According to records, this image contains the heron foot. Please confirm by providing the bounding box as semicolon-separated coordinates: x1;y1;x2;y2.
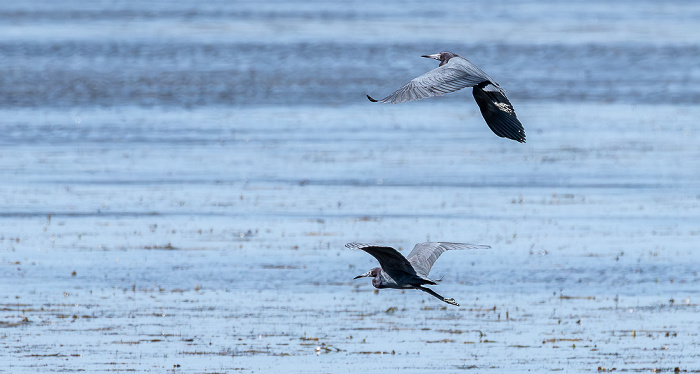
444;298;459;306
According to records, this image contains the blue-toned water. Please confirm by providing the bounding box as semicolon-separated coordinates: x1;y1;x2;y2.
1;1;699;372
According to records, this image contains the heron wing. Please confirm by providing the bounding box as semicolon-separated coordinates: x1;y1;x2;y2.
472;82;526;143
370;57;491;104
346;243;418;280
407;242;491;278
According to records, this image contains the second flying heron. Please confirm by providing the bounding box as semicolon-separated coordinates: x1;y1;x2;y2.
368;51;526;143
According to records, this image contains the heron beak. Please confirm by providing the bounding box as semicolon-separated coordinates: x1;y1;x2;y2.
354;270;373;279
421;53;441;60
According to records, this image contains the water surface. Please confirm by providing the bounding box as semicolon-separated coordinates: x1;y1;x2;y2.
1;1;699;372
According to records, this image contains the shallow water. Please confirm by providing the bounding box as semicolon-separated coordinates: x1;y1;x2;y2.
1;1;699;373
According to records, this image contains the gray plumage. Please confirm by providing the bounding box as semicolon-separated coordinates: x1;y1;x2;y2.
348;241;490;306
367;51;526;143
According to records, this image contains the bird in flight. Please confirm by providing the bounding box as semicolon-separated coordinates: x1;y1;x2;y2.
348;241;490;306
367;52;526;143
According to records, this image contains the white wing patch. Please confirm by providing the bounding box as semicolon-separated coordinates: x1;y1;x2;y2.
495;102;515;114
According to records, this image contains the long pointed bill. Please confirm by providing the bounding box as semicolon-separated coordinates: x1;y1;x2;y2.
354;270;373;279
421;53;441;60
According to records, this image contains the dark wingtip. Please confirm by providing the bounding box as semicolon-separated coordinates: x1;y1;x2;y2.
505;134;526;143
366;95;378;102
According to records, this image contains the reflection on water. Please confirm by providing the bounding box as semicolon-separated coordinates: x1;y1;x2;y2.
1;42;699;107
1;0;699;373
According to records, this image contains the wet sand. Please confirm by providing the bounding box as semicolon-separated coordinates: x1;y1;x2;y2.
2;103;699;372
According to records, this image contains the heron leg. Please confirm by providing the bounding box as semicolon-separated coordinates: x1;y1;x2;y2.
415;286;459;306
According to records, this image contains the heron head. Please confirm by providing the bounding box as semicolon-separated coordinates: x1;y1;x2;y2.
354;267;380;279
422;52;458;66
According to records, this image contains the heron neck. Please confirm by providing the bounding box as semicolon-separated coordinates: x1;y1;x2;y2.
373;270;395;289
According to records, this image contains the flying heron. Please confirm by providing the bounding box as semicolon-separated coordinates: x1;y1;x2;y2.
348;241;490;306
367;51;526;143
